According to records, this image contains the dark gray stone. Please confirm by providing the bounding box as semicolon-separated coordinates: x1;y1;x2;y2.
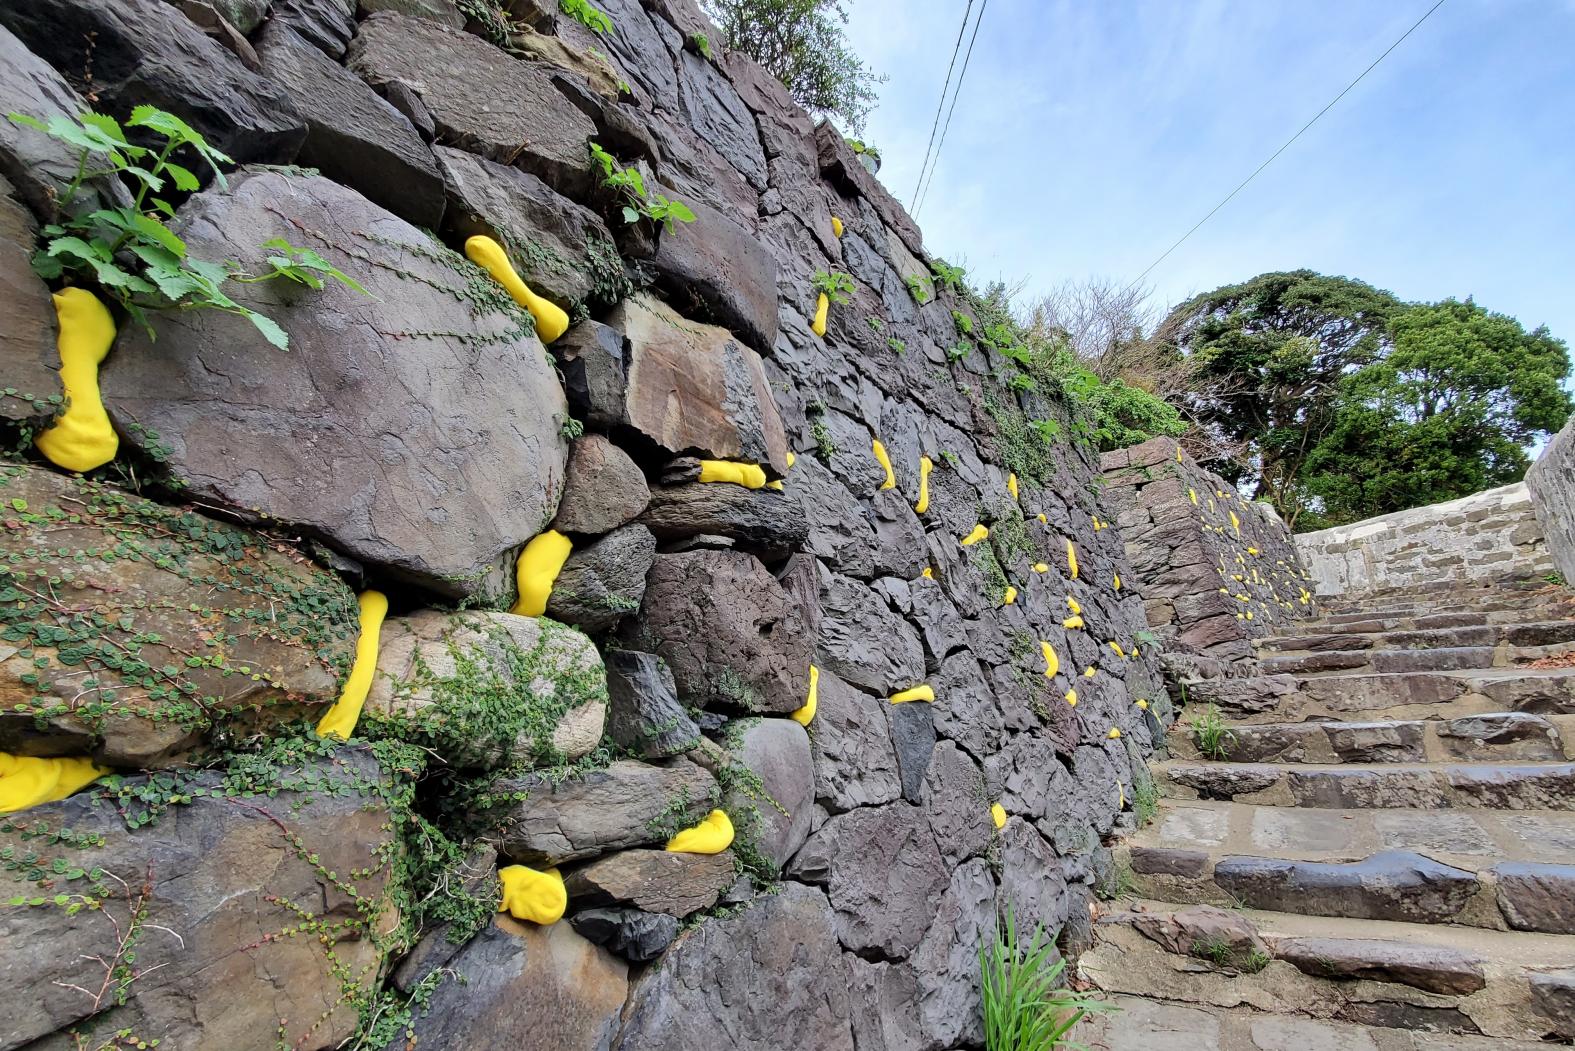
1530;970;1575;1040
1440;712;1563;760
1129;846;1209;877
0;178;59;428
997;818;1071;935
888;698;937;804
1493;862;1575;934
807;668;902;813
554;318;628;430
1129;905;1269;969
551;435;650;536
255;22;443;227
639;480;808;561
1271;936;1486;995
564;848;735;917
1448;763;1575;809
1167;763;1283;799
815;564;925;696
272;0;357;56
1324;720;1427;763
923;740;991;865
1212;851;1478;922
604;649;701;758
547;524;657;633
649;193;777;355
103;170;568;599
571;907;680;963
358;0;464;28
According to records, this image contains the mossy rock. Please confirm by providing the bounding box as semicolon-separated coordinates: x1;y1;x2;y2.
0;464;359;765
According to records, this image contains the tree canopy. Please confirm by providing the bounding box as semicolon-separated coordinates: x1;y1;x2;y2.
1157;271;1572;530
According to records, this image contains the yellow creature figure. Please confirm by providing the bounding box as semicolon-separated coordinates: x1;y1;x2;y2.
315;590;390;741
465;235;570;343
35;289;118;472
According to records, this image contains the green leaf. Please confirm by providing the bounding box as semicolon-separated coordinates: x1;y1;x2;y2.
127;212;186;258
242;310;289;350
46;236;111;264
621;206;640;225
162;162;200;192
77;111;129;145
663;200;696;224
6;112;46;133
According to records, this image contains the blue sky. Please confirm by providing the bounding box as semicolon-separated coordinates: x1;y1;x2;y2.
843;0;1575;343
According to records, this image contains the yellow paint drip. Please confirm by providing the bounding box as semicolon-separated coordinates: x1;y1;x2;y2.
464;235;569;343
915;455;933;513
35;288;117;472
1001;586;1017;606
0;753;107;814
698;459;768;489
831;216;844;238
990;803;1007;829
871;438;896;490
667;809;735;853
791;665;819;727
315;590;389;741
1040;640;1059;679
1006;472;1019;501
1066;539;1078;579
960;523;988;546
811;291;829;337
498;864;566;925
1176;444;1183;462
890;684;935;704
1065;689;1077;706
510;529;572;617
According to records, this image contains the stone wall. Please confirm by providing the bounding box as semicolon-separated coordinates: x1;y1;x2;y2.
1296;483;1552;597
1528;417;1575;586
0;2;1170;1048
1101;437;1318;663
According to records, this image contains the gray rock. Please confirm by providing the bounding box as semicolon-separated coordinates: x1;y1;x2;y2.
1129;846;1210;877
674;48;767;189
0;0;306;169
255;22;443;227
1448;763;1575;809
1213;851;1478;923
888;698;937;803
1167;763;1284;799
639;481;809;561
614;883;855;1051
1130;905;1269;969
551;435;650;535
1271;936;1486;995
1323;720;1427;763
385;917;627;1051
997;818;1071;934
649;193;778;354
546;523;658;633
1531;970;1575;1040
169;0;264;69
869;489;928;579
554;319;628;430
1440;712;1563;760
931;651;1006;758
434;145;625;311
634;550;816;715
361;610;607;768
571;907;681;963
348;12;598;197
604;649;701;758
909;858;996;1048
789;802;948;959
1493;862;1575;934
816;564;926;696
492;758;717;866
726;717;813;869
0;178;59;429
809;668;902;813
790;453;880;577
564;848;735;917
103;170;568;599
198;0;270;33
0;747;397;1051
273;0;357;56
358;0;464;28
924;740;992;865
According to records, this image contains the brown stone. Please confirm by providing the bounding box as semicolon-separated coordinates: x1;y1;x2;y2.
564;848;735;917
551;434;650;535
1270;936;1486;995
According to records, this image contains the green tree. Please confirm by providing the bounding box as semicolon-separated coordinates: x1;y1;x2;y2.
702;0;883;131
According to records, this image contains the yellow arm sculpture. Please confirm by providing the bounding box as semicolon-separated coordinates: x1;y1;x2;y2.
1001;586;1017;606
915;455;933;513
464;235;570;344
871;439;896;490
667;809;734;853
890;684;934;704
811;292;829;337
315;590;390;741
1066;539;1079;579
35;288;118;473
960;524;988;546
511;530;573;617
499;864;567;925
790;665;819;727
1040;640;1058;678
1006;473;1019;501
990;803;1007;829
831;216;844;238
698;460;768;489
0;753;107;814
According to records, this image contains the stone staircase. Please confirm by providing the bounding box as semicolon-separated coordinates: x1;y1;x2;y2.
1077;580;1575;1048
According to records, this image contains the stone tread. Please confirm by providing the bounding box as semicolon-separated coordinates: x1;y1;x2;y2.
1167;713;1574;765
1159;758;1575;810
1257;620;1575;656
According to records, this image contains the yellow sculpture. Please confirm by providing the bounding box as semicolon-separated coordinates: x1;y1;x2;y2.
510;530;572;617
1006;473;1019;501
890;684;934;704
915;455;933;513
1040;640;1058;678
1188;488;1198;506
990;803;1007;829
1229;510;1241;534
0;753;107;814
1033;562;1049;573
1107;728;1122;739
1065;688;1078;706
871;439;896;490
1036;513;1048;525
831;216;844;238
499;864;567;925
35;289;118;472
1066;539;1079;579
1002;586;1017;606
960;524;988;546
1136;698;1150;710
465;235;569;343
767;450;796;491
315;590;390;741
1083;666;1096;678
791;665;819;727
667;809;735;853
811;292;829;337
1113;574;1122;591
698;460;768;489
921;567;934;579
1063;596;1084;630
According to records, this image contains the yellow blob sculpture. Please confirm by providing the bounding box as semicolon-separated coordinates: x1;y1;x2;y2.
315;590;390;741
499;864;567;925
1083;666;1096;678
811;292;829;337
511;530;573;617
1136;698;1150;710
35;288;117;472
1033;562;1049;573
890;684;935;704
831;216;844;238
990;803;1007;829
1001;586;1017;606
915;455;933;513
698;460;768;489
1036;513;1048;525
872;439;896;490
1113;574;1122;591
960;524;988;546
0;753;107;814
465;235;569;343
791;665;819;727
1006;472;1019;501
667;809;735;853
1066;539;1079;579
1065;689;1077;706
1040;640;1059;679
1188;488;1198;506
1108;727;1122;739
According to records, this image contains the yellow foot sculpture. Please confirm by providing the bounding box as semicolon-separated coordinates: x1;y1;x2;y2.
464;235;570;343
35;288;117;472
511;529;572;617
0;753;107;814
667;809;734;854
315;590;389;741
499;864;567;925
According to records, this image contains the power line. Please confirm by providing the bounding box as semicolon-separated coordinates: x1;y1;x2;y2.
911;0;975;208
1123;0;1448;292
915;0;990;218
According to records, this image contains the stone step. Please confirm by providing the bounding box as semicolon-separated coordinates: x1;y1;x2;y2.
1167;712;1573;765
1078;906;1575;1044
1258;620;1575;657
1160;759;1575;810
1257;642;1575;678
1121;800;1575;934
1305;604;1573;634
1184;667;1575;725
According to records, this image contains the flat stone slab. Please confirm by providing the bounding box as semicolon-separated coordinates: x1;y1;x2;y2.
1493;862;1575;934
1212;851;1479;923
1269;936;1486;995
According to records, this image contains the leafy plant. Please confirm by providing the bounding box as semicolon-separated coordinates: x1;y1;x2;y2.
981;908;1113;1049
888;337;906;355
865;315;884;332
8;105;366;349
558;416;585;440
953;309;975;336
588;141;697;233
843;137;883;164
1131;777;1159;827
931;258;966;293
689;31;714;58
560;0;613;33
812;269;855;306
946;343;971;363
905;273;933;304
1189;703;1236;760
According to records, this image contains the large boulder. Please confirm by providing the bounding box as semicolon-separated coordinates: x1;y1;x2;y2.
0;746;399;1051
607;294;790;474
347;12;598;198
564;848;735;917
815;565;926;695
649;195;778;355
0;177;60;430
545;524;658;633
0;0;306;170
725;717;814;870
603;649;702;758
103;170;569;599
0;466;358;766
633;550;816;715
614;883;856;1051
809;667;903;813
255;22;443;227
361;610;606;768
272;0;358;56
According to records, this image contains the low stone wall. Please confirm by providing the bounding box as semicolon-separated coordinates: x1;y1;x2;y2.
1528;417;1575;585
1101;438;1318;662
1296;483;1552;597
